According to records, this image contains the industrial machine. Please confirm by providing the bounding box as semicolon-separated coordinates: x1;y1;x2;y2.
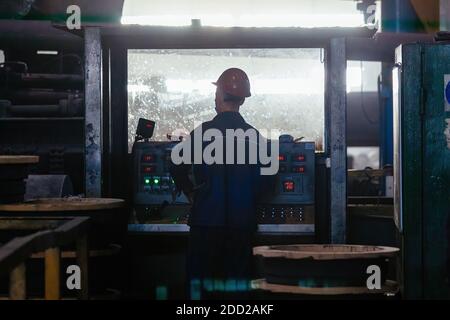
129;133;315;234
393;42;450;299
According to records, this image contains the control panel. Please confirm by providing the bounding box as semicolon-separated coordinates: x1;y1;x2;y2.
130;136;315;233
256;136;315;226
132;141;190;223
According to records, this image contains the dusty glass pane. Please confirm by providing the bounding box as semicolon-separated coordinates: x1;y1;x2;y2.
128;49;325;152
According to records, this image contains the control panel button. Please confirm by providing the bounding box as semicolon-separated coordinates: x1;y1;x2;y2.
142;166;156;173
283;180;295;192
293;154;305;162
143;177;152;189
292;166;305;173
279;165;287;173
142;154;155;162
278;154;287;162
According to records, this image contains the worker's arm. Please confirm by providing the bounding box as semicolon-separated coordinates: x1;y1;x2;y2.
169;131;196;202
169;162;194;200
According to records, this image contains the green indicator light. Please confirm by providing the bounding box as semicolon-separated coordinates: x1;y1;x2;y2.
153;178;160;184
144;178;150;184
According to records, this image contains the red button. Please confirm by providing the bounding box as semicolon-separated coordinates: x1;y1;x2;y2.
143;166;155;173
142;154;155;162
292;166;305;173
278;155;286;162
283;181;295;192
294;154;305;162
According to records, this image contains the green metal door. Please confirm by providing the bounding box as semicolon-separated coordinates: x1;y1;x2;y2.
395;43;450;299
422;44;450;299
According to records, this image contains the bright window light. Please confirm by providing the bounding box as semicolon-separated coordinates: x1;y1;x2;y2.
347;61;382;93
129;75;324;96
347;67;363;92
122;0;366;28
122;14;364;28
36;50;59;55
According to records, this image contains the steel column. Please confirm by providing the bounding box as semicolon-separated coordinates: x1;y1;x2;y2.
328;38;347;244
84;27;102;197
108;47;128;200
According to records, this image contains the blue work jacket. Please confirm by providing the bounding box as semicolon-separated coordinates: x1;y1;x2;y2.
170;112;273;230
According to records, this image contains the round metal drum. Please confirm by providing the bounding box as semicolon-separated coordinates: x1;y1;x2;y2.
253;244;400;297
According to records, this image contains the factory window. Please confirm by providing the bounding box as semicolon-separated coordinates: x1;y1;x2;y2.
347;61;382;93
122;0;371;28
346;60;382;168
347;147;380;170
128;48;325;152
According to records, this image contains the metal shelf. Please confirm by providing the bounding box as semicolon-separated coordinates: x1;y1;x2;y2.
0;117;84;122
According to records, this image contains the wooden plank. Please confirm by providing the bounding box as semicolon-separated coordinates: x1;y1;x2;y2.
31;244;121;259
0;198;124;212
348;168;393;178
45;247;60;300
0;156;39;164
9;263;26;300
0;219;61;231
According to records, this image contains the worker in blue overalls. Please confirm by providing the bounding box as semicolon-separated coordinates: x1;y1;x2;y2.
170;68;272;299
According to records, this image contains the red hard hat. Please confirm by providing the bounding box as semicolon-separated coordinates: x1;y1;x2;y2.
212;68;251;98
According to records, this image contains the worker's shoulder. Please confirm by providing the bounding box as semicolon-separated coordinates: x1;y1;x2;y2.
189;120;214;136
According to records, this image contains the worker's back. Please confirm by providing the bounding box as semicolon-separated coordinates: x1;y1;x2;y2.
170;111;272;230
189;111;269;230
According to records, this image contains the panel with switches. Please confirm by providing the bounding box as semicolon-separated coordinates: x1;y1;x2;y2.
132;141;190;223
256;136;315;228
131;136;315;234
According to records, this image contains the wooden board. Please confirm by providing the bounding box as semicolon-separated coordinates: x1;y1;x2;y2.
348;168;393;178
0;156;39;165
0;198;125;212
253;244;399;260
252;279;399;296
31;244;121;259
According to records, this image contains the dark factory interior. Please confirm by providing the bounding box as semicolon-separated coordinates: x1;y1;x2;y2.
0;0;449;304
